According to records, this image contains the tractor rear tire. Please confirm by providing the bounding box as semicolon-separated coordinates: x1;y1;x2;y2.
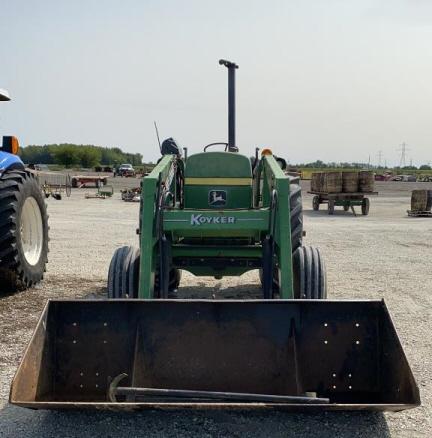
259;177;303;296
0;170;49;293
288;176;303;251
107;246;140;298
154;267;182;298
293;245;326;299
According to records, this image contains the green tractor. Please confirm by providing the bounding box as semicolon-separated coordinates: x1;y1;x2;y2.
108;60;325;300
10;61;419;411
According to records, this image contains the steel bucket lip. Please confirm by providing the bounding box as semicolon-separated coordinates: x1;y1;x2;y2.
33;298;387;303
9;298;421;411
10;401;420;412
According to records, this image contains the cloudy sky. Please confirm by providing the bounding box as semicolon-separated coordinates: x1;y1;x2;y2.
1;0;431;165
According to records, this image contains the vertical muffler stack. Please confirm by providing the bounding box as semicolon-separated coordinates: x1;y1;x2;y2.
10;300;419;410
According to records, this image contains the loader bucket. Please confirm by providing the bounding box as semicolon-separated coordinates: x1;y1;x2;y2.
10;299;419;411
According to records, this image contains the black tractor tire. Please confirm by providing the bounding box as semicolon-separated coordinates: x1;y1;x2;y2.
0;170;49;292
293;245;327;299
71;177;78;188
328;199;335;215
361;198;370;215
107;246;140;298
288;176;303;251
154;267;182;298
312;195;320;211
343;204;350;212
108;246;181;299
259;176;304;296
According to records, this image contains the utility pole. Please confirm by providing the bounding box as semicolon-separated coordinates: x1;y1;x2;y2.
397;142;410;168
377;150;383;168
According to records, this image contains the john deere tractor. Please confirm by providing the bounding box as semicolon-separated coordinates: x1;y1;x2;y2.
0;89;48;292
10;62;419;411
107;60;325;300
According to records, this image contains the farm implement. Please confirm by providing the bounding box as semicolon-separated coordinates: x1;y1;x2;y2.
10;61;419;411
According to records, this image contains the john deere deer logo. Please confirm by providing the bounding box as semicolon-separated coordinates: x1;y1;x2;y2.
208;190;227;207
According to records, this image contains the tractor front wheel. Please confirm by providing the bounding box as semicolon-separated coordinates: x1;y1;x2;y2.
293;245;326;299
107;246;140;298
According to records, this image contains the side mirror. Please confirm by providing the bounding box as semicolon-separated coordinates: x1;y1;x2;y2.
275;156;287;171
2;136;20;155
0;89;11;101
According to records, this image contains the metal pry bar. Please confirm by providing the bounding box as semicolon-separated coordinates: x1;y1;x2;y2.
110;385;329;404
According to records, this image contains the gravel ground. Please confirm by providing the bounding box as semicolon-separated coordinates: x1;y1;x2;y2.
0;180;431;437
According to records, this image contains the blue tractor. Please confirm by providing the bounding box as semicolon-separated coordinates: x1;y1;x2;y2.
0;89;48;292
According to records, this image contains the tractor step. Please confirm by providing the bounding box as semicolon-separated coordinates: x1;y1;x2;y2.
10;299;419;411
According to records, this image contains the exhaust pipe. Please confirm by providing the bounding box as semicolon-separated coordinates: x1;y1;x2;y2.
219;59;239;152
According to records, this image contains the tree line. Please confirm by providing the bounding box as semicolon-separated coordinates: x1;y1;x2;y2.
19;144;143;168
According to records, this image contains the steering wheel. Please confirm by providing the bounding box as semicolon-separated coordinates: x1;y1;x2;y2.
204;142;229;152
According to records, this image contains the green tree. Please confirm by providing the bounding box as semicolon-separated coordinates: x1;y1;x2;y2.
78;146;102;168
52;145;80;168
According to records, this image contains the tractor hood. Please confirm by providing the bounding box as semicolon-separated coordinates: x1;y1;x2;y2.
0;151;25;176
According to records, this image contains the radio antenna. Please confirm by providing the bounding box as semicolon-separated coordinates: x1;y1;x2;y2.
154;121;162;152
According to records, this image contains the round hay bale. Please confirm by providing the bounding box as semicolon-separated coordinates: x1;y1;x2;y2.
411;190;429;211
311;173;320;192
318;172;325;192
342;172;359;193
428;190;432;211
324;172;342;193
359;171;374;192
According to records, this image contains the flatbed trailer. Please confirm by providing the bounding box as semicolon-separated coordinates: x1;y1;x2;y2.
308;191;378;216
71;175;108;188
407;210;432;217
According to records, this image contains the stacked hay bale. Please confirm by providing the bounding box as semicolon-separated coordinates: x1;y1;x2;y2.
411;190;432;212
359;171;374;192
310;173;320;192
342;172;359;193
324;172;342;193
311;170;374;193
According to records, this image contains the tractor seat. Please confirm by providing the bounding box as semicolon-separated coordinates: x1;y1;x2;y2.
184;151;252;209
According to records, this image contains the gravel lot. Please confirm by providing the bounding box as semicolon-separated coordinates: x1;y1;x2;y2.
0;179;431;437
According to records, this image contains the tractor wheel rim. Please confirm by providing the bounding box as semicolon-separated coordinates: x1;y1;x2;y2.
20;196;44;266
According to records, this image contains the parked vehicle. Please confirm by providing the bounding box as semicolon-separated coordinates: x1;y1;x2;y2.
390;174;417;182
116;163;135;177
0;89;49;292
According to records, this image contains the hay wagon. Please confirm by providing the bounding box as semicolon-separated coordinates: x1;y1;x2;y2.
308;191;378;215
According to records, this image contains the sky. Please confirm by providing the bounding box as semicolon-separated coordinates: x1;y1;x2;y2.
1;0;432;166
